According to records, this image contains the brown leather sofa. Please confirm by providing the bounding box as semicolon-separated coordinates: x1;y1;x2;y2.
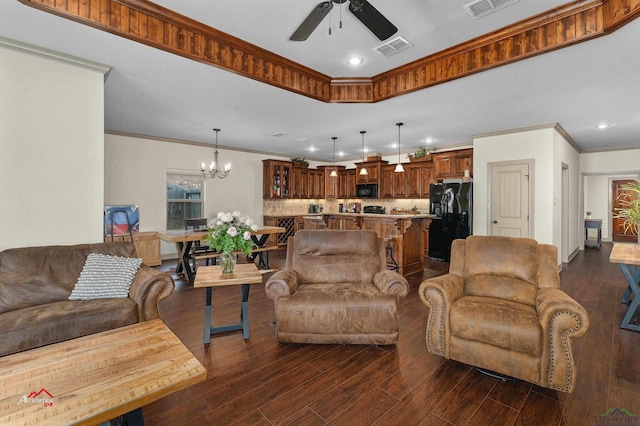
265;230;409;345
0;242;174;356
418;235;590;393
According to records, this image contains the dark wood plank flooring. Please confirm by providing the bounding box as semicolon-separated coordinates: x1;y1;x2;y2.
143;243;640;425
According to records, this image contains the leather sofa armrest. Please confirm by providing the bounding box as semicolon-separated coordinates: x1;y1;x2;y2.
128;266;175;322
265;269;300;301
536;287;590;393
418;274;464;358
373;270;409;301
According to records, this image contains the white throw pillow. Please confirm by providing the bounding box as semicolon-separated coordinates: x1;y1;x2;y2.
69;253;142;300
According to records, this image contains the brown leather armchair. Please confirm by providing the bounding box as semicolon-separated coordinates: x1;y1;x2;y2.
265;230;409;345
418;235;590;393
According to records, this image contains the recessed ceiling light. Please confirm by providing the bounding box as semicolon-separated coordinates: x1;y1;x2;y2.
595;123;611;129
347;56;364;66
308;146;317;152
338;151;345;157
424;138;435;143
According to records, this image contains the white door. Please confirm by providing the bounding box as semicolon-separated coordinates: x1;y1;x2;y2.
489;162;531;237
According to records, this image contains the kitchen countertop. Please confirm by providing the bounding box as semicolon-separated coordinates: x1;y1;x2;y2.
322;212;437;219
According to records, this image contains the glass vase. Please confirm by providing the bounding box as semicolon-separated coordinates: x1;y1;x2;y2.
220;250;236;274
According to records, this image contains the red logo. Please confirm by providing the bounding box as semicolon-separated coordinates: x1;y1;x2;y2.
17;388;54;407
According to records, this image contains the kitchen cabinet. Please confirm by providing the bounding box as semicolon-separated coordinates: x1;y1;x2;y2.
380;165;407;198
325;214;361;230
290;167;305;198
263;216;295;246
263;160;291;199
319;165;345;199
338;169;357;198
355;160;387;184
406;164;434;198
432;149;473;180
308;169;325;199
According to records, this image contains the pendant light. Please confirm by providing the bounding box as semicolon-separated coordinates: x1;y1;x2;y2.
394;123;405;173
359;131;368;176
201;128;231;179
330;137;338;177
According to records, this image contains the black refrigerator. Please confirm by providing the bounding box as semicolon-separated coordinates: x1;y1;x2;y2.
429;182;472;261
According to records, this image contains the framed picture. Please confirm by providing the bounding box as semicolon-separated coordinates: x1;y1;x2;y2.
104;205;140;238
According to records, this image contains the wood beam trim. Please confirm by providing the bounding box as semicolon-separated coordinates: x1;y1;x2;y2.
19;0;332;102
18;0;640;104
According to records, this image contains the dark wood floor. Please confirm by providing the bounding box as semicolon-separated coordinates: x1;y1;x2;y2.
143;243;639;426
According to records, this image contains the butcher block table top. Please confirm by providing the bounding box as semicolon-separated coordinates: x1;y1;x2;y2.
0;319;206;426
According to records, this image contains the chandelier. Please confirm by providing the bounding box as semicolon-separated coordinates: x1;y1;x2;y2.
394;123;405;173
201;128;230;179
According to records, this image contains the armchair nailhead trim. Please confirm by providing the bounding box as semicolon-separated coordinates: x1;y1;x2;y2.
547;310;582;392
423;287;445;356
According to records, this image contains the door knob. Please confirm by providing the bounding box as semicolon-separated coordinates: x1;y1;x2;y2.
493;220;498;224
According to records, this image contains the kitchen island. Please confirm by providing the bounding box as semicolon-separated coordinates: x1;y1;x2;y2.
322;212;435;276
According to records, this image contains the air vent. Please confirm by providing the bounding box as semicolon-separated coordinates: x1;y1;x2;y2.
373;36;413;57
464;0;519;18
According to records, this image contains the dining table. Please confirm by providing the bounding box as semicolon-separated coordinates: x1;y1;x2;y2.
157;226;285;280
609;242;640;332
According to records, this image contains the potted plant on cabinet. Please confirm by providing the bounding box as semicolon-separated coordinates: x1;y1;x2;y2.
290;157;309;168
407;147;435;162
613;179;640;244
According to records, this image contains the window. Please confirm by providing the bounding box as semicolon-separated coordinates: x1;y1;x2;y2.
167;173;204;230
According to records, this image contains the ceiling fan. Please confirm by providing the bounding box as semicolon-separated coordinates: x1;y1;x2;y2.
290;0;397;41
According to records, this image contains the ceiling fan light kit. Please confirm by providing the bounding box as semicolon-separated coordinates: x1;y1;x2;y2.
290;0;397;41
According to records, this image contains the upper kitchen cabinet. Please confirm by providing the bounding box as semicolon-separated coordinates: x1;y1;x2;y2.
432;149;473;180
405;164;434;198
380;164;408;198
263;160;291;199
339;169;357;199
356;159;388;184
319;165;346;199
307;169;325;199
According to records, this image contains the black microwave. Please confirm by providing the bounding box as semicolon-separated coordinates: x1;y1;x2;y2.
356;184;378;198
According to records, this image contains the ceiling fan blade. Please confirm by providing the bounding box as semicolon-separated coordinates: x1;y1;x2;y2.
348;0;397;41
290;2;334;41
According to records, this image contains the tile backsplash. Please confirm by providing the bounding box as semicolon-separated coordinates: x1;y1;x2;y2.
263;199;430;216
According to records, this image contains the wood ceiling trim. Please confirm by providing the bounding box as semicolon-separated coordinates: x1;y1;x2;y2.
19;0;640;104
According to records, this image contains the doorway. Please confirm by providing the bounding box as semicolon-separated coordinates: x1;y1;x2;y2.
489;160;533;238
612;179;638;242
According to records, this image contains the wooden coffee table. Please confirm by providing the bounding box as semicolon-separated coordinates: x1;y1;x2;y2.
194;263;263;344
0;319;206;425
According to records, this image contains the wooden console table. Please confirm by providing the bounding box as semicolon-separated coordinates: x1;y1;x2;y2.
609;243;640;332
0;320;206;425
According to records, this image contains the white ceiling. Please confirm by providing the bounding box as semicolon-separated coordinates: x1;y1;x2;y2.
2;0;639;162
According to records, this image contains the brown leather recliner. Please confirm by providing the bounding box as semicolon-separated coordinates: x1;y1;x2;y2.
418;235;590;393
265;230;409;345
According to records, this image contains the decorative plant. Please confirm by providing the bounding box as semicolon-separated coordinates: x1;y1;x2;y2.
613;179;640;237
205;211;258;256
407;147;436;159
290;157;309;167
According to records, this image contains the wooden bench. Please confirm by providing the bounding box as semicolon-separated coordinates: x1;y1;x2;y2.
194;245;279;269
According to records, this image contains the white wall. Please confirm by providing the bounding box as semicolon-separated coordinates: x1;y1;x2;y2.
473;127;555;243
0;42;108;250
472;126;581;264
553;130;581;259
104;133;290;257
